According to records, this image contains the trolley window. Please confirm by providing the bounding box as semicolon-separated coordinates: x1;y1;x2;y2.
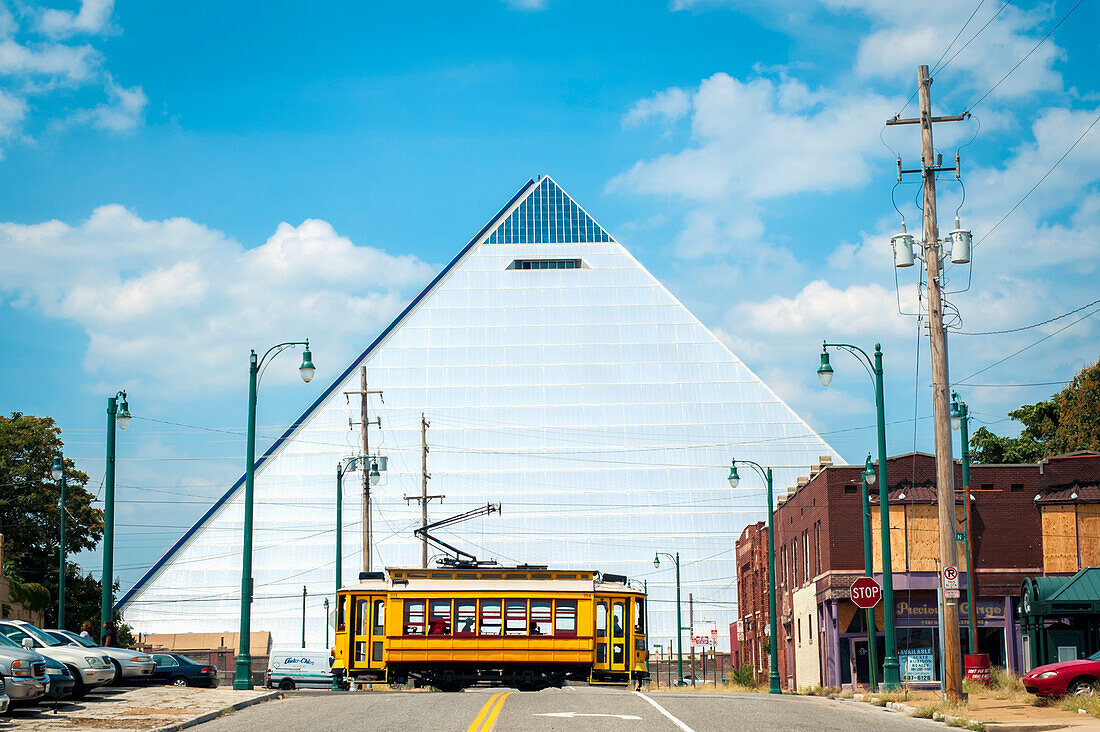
356;598;369;635
596;601;608;638
554;600;577;637
337;596;346;632
505;600;527;636
455;600;477;636
403;600;425;635
613;601;625;638
634;598;645;633
479;600;502;636
530;600;552;635
428;600;451;635
373;599;385;635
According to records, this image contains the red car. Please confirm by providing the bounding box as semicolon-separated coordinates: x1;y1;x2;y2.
1022;650;1100;697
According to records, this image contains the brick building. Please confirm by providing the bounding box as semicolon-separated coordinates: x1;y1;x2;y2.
734;451;1100;691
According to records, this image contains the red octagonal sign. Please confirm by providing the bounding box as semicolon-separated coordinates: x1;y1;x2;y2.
850;577;882;609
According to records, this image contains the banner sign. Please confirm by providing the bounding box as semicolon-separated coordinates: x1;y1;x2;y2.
900;648;935;682
895;599;1005;627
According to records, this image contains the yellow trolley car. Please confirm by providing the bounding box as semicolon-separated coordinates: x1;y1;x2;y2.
332;565;648;691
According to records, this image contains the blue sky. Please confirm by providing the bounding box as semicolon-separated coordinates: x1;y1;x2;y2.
2;0;1098;591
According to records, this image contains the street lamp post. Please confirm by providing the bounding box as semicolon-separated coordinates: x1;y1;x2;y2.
728;460;781;694
234;340;315;691
653;552;684;685
51;452;67;627
818;341;900;688
335;456;380;596
324;597;330;649
951;392;977;655
101;391;131;641
861;455;879;692
302;586;307;649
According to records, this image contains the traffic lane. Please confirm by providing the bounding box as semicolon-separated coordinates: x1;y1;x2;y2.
493;685;683;731
649;691;940;731
196;689;493;732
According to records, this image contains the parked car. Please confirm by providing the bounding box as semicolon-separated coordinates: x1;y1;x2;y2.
0;620;114;698
1022;650;1100;697
0;677;10;714
0;634;48;705
266;647;334;690
42;656;76;700
150;653;219;688
44;629;156;685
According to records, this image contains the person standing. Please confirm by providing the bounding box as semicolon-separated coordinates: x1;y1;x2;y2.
80;621;95;641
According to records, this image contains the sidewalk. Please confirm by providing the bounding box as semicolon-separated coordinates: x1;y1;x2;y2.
5;685;281;732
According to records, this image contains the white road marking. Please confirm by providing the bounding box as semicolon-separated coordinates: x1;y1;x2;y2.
634;692;695;732
535;712;643;720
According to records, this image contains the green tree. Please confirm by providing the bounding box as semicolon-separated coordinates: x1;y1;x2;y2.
969;357;1100;463
0;413;104;630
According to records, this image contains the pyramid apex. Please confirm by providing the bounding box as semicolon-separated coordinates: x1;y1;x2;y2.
487;175;613;245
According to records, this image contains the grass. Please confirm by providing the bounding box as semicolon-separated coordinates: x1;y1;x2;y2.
799;685;840;697
1057;693;1100;716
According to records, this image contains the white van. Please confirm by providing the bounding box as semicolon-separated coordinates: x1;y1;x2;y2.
266;647;333;690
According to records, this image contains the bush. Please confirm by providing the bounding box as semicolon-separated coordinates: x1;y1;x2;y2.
727;662;760;688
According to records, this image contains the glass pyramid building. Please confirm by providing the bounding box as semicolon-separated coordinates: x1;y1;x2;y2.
119;176;838;651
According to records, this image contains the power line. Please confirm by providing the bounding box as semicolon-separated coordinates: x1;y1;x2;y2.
955;296;1100;335
966;0;1086;113
931;1;988;76
936;0;1013;76
973;110;1100;249
955;304;1100;384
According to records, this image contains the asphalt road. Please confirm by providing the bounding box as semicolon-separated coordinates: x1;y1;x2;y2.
198;685;941;732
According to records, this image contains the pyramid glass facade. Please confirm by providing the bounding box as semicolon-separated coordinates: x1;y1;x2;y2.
120;177;837;652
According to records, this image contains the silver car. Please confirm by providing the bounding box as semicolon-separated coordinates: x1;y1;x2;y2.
0;638;48;705
0;676;10;714
45;629;156;684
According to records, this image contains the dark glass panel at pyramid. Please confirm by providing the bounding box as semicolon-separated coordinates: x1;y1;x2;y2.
488;178;612;244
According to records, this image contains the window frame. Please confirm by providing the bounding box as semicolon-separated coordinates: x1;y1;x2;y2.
504;599;528;637
478;598;503;637
427;599;452;636
402;599;426;637
454;599;478;637
554;600;578;638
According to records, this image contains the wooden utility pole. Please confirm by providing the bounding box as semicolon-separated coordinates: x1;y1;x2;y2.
347;367;382;574
917;64;963;701
886;64;968;702
360;367;371;574
403;413;443;568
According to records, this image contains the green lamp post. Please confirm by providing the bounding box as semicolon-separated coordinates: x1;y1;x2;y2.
728;459;781;694
51;452;67;627
818;341;900;688
861;454;879;692
234;340;315;691
653;552;684;685
332;454;376;691
951;392;977;655
101;390;131;641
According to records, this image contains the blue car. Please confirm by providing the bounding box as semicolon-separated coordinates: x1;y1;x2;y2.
150;653;219;688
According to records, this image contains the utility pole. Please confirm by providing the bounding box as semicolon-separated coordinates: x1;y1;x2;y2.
888;64;968;702
347;367;383;574
689;593;695;686
404;413;444;568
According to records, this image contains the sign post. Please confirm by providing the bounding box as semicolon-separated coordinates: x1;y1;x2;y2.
943;566;960;600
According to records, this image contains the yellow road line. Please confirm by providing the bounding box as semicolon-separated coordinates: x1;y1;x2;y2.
480;691;514;732
467;691;505;732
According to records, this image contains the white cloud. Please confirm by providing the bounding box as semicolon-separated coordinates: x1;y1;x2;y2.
732;279;911;338
0;88;27;151
610;73;896;201
623;87;691;128
68;76;146;131
0;207;436;391
0;1;138;156
38;0;115;38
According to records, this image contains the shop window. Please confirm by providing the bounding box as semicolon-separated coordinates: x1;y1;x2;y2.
530;601;553;635
505;600;527;636
479;600;502;636
455;600;476;635
555;601;577;636
403;600;425;635
428;600;451;635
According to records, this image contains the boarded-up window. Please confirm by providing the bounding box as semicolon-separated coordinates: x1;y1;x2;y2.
1042;505;1079;573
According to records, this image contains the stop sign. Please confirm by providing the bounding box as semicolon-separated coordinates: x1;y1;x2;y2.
850;577;882;609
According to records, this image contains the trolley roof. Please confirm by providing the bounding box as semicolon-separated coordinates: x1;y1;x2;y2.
339;566;643;594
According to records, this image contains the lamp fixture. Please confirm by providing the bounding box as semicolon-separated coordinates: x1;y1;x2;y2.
299;345;316;383
728;462;740;489
817;349;834;387
51;454;64;480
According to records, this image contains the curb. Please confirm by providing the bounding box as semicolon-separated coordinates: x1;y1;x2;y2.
149;691;284;732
